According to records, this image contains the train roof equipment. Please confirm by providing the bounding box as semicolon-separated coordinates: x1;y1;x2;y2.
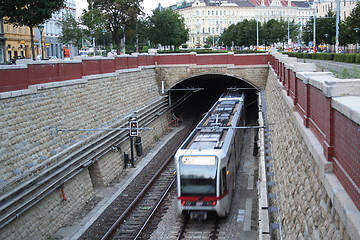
178;91;244;155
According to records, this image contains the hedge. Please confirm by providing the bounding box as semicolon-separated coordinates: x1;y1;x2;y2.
283;52;360;64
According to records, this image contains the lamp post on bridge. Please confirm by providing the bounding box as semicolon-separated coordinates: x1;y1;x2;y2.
324;33;329;52
354;28;360;53
37;24;44;60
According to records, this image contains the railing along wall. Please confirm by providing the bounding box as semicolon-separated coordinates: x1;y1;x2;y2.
0;53;270;93
269;52;360;212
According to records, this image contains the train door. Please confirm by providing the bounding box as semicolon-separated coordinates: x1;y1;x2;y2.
220;167;230;214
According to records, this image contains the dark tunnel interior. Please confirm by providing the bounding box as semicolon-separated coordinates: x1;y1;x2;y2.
169;74;259;125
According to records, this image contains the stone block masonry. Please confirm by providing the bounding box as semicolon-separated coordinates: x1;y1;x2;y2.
265;71;350;239
0;170;94;240
266;51;359;239
0;67;171;239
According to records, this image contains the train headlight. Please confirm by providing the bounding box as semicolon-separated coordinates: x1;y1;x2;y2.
212;201;217;206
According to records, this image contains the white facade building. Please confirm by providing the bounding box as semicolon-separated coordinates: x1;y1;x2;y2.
43;0;77;58
173;0;314;47
315;0;359;20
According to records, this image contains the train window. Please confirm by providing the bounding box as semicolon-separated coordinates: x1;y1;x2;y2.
220;168;227;195
180;163;217;196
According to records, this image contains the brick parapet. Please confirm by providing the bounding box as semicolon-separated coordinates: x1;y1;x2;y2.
0;53;270;94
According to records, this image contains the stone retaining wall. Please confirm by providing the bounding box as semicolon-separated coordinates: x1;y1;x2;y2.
0;67;171;239
1;170;94;240
265;69;352;239
156;65;269;90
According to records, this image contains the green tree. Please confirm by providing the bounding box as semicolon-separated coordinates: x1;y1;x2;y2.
220;24;238;47
302;11;336;48
94;0;143;54
317;11;336;45
135;18;151;51
343;2;360;46
58;14;83;48
147;8;189;51
81;1;110;52
0;0;65;60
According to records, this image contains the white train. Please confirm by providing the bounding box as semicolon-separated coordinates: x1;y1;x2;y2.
175;90;246;220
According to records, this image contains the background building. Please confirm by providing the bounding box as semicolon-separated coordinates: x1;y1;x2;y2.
1;21;37;62
174;0;313;47
0;19;4;63
315;0;359;20
44;0;77;59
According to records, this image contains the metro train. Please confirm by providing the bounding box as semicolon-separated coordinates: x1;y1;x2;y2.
175;90;246;220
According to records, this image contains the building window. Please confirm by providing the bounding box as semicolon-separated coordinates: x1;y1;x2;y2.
0;48;4;63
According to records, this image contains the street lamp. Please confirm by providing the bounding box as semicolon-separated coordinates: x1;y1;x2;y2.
324;33;329;52
37;24;44;60
354;28;360;53
102;30;107;56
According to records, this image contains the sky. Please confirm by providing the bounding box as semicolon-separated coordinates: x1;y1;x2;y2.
76;0;180;17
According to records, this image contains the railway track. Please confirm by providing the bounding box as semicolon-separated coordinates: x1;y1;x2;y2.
176;215;220;240
101;158;175;240
79;116;199;240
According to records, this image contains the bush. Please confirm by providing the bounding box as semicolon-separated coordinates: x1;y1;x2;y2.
356;54;360;64
285;51;359;64
334;54;347;62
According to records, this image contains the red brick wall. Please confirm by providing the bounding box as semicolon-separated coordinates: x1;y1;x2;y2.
0;53;270;93
333;109;360;208
0;68;29;92
296;78;309;127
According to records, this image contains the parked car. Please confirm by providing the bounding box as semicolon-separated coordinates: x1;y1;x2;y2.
10;56;25;64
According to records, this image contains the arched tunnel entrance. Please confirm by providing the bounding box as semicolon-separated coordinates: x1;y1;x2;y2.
169;74;259;125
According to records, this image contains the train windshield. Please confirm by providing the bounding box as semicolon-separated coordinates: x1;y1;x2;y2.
179;156;217;196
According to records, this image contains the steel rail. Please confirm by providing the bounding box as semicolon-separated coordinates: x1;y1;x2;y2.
100;150;174;240
133;176;176;240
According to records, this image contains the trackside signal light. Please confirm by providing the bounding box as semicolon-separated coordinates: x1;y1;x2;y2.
129;120;138;136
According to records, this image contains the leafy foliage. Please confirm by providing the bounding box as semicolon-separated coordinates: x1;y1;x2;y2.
0;0;65;60
58;14;83;47
220;19;298;48
94;0;143;54
147;8;189;51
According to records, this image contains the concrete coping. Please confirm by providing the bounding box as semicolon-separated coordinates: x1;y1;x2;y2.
273;53;290;60
332;96;360;125
197;52;234;56
287;62;317;72
81;56;116;60
0;64;28;69
296;72;360;97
